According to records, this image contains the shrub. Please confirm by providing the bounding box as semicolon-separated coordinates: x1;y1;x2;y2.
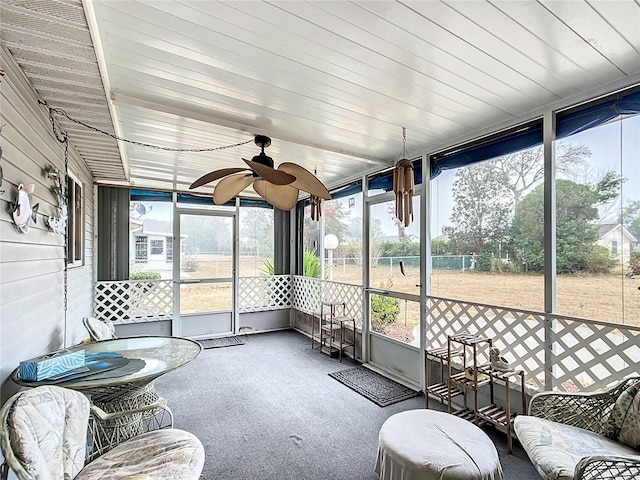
303;249;323;278
584;245;616;274
129;271;161;280
181;255;198;272
476;251;494;272
262;257;275;276
261;249;324;278
371;280;399;329
629;251;640;277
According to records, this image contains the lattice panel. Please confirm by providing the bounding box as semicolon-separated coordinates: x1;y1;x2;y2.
292;276;323;313
94;280;173;324
292;276;363;327
551;319;640;392
426;295;640;393
238;276;292;313
426;296;547;392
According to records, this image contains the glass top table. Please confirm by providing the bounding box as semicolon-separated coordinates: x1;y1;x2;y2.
12;336;203;403
12;336;203;456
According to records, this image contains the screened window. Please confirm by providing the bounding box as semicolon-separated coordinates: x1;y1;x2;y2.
554;113;640;324
166;236;173;263
135;237;148;263
239;206;274;277
150;239;164;255
67;173;84;266
431;144;545;311
324;194;362;285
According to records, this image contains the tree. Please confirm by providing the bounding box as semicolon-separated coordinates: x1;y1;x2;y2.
513;176;620;274
443;161;512;255
387;202;407;239
240;208;274;256
303;199;351;248
431;239;452;255
181;215;232;254
441;143;593;262
622;200;640;241
494;143;591;205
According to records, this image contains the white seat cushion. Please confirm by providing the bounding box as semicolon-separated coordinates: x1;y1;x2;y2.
9;386;89;480
514;415;638;480
76;429;205;480
375;409;502;480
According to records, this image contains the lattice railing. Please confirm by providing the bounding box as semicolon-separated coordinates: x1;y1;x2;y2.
94;278;638;394
292;276;363;328
94;280;173;324
426;295;640;393
238;275;291;313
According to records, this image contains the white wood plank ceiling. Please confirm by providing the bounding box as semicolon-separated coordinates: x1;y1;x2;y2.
2;0;639;197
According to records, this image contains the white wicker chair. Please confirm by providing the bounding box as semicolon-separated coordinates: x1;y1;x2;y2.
82;316;117;342
0;386;204;480
514;377;640;480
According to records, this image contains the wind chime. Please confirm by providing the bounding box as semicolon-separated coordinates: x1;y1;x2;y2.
393;127;415;227
309;168;322;221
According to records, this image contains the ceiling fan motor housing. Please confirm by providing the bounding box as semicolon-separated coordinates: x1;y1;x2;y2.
252;135;274;170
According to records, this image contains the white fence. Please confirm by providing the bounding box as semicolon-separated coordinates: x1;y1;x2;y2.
332;255;477;273
94;277;640;393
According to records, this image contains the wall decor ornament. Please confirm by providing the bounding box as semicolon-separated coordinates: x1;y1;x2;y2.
45;165;67;235
12;183;39;234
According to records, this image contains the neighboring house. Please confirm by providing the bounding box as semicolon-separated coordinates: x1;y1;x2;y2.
130;216;186;275
597;223;638;265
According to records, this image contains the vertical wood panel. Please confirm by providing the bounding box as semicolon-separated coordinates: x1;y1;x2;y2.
0;47;95;403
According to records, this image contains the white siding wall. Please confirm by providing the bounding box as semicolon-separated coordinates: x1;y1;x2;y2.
0;47;95;403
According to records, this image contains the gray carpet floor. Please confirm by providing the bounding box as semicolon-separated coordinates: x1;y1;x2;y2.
154;329;539;480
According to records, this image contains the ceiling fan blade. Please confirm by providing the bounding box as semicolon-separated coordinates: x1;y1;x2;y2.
189;167;249;189
277;163;331;200
253;180;299;211
243;159;295;185
212;174;254;204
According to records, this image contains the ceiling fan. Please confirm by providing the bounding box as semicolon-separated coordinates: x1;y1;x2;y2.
189;135;331;211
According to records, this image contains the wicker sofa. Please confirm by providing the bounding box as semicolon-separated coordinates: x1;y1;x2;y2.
514;376;640;480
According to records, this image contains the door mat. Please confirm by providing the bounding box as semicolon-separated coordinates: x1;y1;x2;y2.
200;336;245;349
328;365;420;407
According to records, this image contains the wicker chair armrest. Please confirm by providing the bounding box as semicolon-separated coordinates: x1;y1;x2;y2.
575;454;640;480
529;377;639;433
1;399;34;480
90;402;172;425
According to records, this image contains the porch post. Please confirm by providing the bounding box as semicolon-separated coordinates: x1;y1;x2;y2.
543;110;557;390
420;152;430;394
361;174;370;364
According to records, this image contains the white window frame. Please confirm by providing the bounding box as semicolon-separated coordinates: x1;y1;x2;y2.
67;171;84;268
